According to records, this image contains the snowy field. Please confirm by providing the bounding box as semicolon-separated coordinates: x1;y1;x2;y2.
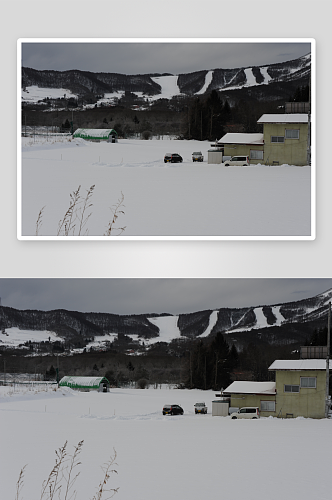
1;385;331;500
20;137;312;238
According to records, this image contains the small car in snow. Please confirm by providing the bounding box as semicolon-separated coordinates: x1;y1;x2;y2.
194;402;207;414
231;407;260;419
192;151;203;162
224;155;250;166
162;404;184;415
164;153;183;163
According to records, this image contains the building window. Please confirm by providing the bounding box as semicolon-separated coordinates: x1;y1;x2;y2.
284;384;300;393
285;129;300;139
250;150;264;160
300;377;316;388
271;136;284;143
261;400;276;412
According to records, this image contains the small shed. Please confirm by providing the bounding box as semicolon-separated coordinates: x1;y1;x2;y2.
208;149;223;164
73;128;118;143
212;399;229;416
59;376;110;392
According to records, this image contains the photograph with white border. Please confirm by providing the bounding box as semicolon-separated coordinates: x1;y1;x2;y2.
18;38;315;240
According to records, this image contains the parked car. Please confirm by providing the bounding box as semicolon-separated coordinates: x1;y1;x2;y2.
162;404;184;415
164;153;183;163
231;407;260;419
194;402;207;414
192;151;203;162
224;155;250;166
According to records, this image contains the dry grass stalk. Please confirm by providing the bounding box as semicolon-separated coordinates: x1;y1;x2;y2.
91;449;119;500
35;206;45;236
40;440;68;500
36;185;125;236
77;185;95;236
57;186;81;236
15;441;118;500
104;192;126;236
62;440;84;500
15;464;27;500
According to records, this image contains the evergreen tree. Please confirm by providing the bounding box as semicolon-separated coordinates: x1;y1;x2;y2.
291;85;310;102
206;90;224;140
209;332;232;389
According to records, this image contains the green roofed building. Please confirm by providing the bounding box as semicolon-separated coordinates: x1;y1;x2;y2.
59;376;110;392
72;128;118;143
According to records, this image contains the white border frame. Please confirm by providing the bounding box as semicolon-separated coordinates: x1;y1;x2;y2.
17;37;316;241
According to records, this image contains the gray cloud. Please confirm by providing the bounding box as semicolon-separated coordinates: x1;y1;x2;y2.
0;278;331;316
21;41;311;75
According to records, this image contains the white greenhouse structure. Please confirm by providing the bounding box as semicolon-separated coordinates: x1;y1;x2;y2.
72;128;118;142
59;376;110;392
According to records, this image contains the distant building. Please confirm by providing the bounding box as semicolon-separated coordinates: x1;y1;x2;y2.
268;359;331;419
222;358;331;419
257;113;309;166
285;102;310;113
217;133;264;164
59;376;110;392
73;128;118;143
217;113;309;166
222;381;277;417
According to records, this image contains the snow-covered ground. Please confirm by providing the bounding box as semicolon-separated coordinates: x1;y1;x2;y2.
0;326;63;348
20;137;312;238
22;85;78;103
1;385;331;500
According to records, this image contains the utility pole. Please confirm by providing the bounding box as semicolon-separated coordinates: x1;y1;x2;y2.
325;302;331;418
307;74;311;166
56;354;59;386
189;350;192;388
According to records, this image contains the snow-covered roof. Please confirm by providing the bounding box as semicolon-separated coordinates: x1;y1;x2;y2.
73;128;117;138
223;381;276;395
59;376;108;388
257;113;308;124
218;133;264;145
269;359;332;371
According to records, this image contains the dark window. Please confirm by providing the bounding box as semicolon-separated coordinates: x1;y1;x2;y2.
271;136;284;143
284;384;300;393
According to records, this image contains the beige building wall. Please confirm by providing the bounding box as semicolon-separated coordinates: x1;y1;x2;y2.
223;144;264;164
275;370;326;418
230;393;276;417
263;122;308;166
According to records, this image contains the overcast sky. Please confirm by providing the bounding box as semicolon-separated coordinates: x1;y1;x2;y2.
0;279;331;315
21;40;311;75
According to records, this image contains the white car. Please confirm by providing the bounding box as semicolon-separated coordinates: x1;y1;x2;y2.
194;402;207;414
192;151;204;162
231;407;260;419
224;155;250;166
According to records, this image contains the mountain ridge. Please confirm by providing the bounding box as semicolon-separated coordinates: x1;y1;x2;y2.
21;53;311;104
0;285;330;354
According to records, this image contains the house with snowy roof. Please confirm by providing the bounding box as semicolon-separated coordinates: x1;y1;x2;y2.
222;381;277;417
257;113;309;166
217;133;264;164
268;359;331;419
222;358;331;419
218;113;309;166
